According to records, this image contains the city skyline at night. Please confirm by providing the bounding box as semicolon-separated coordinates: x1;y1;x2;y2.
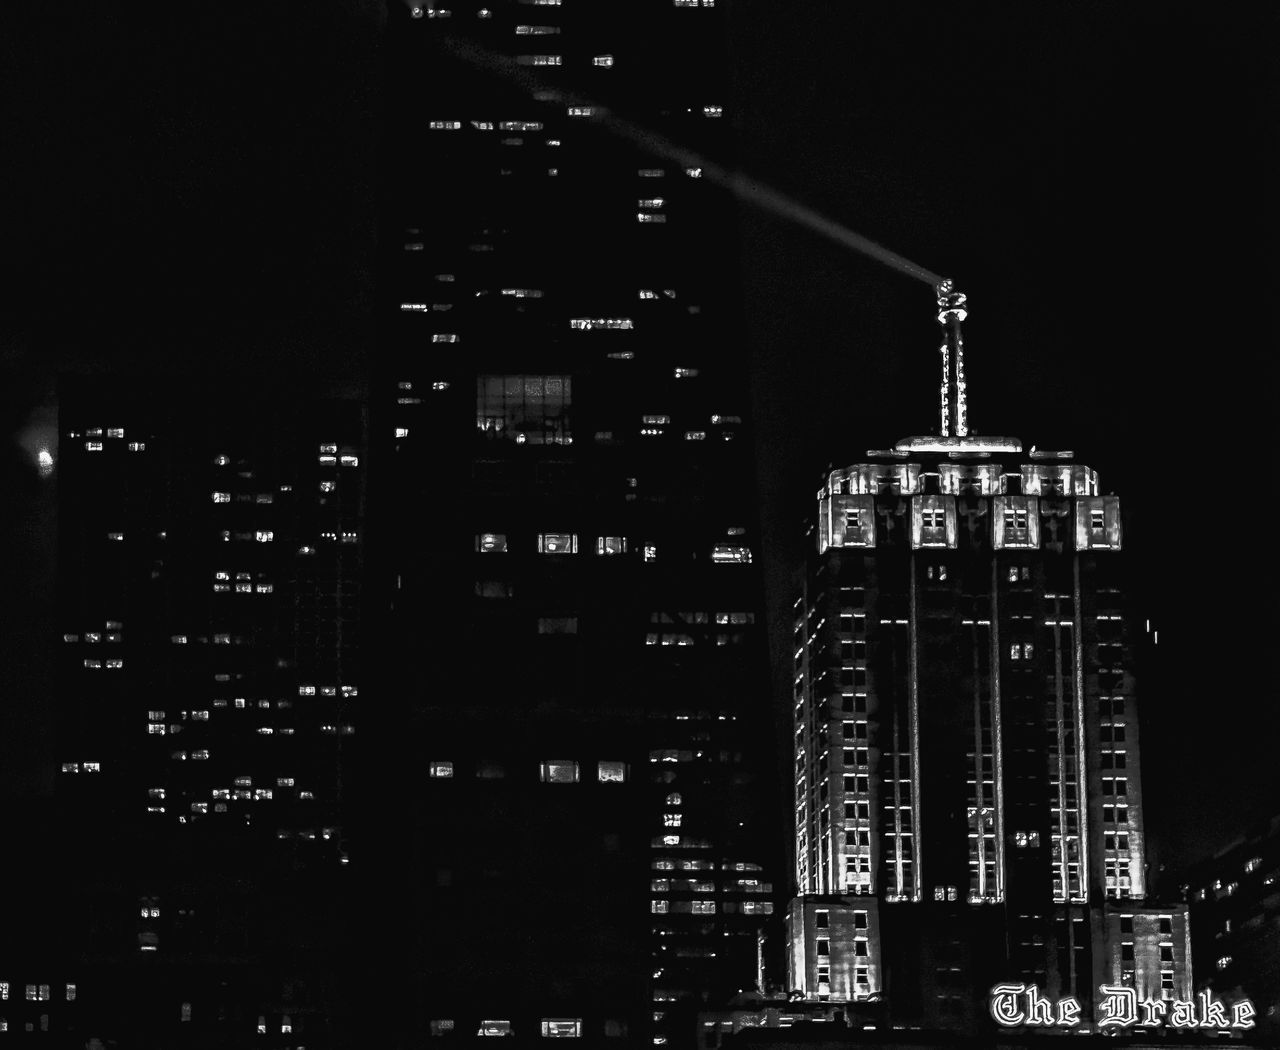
0;2;1275;1047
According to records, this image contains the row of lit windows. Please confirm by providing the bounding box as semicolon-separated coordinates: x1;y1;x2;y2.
429;760;628;783
0;984;73;1002
82;440;147;452
429;1019;622;1039
210;491;277;504
475;533;752;563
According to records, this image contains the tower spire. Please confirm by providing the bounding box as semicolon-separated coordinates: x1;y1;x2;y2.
936;279;969;438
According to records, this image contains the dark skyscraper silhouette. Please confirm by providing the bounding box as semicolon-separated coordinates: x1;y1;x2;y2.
47;383;364;1044
371;3;783;1046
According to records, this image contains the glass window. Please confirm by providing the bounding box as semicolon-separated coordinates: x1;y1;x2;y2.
429;761;454;779
538;533;578;554
537;616;578;634
477;1020;513;1037
476;375;571;445
540;760;579;784
541;1019;582;1038
598;761;627;783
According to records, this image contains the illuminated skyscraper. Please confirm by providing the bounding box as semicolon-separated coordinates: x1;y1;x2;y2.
54;382;363;1045
785;288;1191;1027
375;3;780;1046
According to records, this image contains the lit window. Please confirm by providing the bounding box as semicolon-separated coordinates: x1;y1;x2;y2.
476;533;508;553
538;532;578;554
255;530;274;543
644;545;657;562
431;1020;455;1036
477;375;572;445
596;536;628;555
711;544;752;564
540;760;579;784
1004;508;1029;530
477;1020;513;1037
569;317;632;330
598;761;627;783
429;761;454;779
211;492;230;503
592;55;614;67
541;1019;582;1038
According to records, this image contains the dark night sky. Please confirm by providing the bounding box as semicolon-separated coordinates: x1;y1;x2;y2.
1;3;1275;877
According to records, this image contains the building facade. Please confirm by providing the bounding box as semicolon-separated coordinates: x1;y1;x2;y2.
52;382;364;1046
1183;814;1280;1037
376;3;780;1047
784;289;1192;1029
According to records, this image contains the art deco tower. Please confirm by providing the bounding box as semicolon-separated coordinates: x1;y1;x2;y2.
785;287;1191;1027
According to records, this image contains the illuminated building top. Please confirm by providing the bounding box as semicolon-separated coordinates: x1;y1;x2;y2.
883;281;1019;456
783;287;1189;1030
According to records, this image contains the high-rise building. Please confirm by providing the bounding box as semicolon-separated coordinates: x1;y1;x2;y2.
784;288;1192;1027
53;381;364;1046
375;4;781;1046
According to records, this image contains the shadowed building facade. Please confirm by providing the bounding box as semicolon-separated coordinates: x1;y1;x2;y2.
50;382;364;1046
373;3;781;1047
784;289;1191;1028
1182;814;1280;1038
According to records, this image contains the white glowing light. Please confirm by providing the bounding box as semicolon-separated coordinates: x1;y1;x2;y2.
37;448;54;477
990;985;1254;1031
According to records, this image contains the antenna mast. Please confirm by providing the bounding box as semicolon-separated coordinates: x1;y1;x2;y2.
936;279;969;438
